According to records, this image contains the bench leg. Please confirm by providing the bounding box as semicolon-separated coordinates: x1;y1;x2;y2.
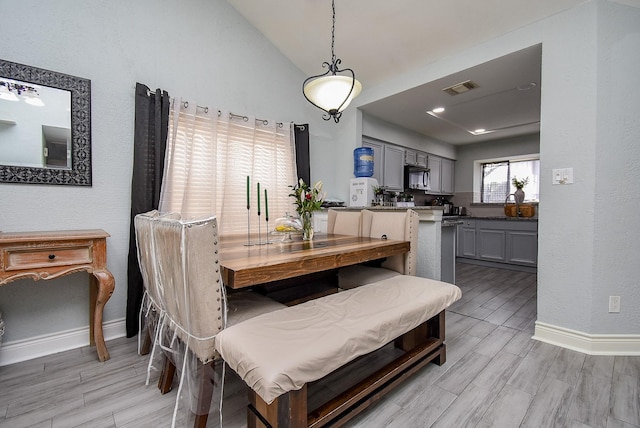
395;311;446;352
248;384;307;428
434;343;447;366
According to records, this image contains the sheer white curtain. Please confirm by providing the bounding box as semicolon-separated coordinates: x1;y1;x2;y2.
159;99;298;236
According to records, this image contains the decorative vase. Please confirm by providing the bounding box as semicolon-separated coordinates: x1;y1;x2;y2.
301;211;314;241
514;188;525;204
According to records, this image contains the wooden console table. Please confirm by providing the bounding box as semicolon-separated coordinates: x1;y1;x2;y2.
0;229;115;361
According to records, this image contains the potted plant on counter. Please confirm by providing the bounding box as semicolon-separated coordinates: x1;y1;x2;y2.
512;176;529;203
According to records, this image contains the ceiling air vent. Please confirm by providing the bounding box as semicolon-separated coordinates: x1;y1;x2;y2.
442;80;479;96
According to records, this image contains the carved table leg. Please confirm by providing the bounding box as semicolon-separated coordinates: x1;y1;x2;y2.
90;269;115;361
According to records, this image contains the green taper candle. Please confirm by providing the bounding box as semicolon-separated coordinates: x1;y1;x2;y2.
246;176;250;210
257;182;261;215
264;188;269;221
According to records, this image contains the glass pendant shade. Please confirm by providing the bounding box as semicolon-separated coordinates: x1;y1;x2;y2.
303;75;362;114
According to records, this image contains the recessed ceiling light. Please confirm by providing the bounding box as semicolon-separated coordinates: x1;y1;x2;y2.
432;107;445;113
474;129;485;133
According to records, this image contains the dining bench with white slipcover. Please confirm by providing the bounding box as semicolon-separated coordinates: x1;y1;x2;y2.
215;259;462;427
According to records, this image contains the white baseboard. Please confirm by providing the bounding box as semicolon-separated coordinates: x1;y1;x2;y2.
533;321;640;355
0;318;127;367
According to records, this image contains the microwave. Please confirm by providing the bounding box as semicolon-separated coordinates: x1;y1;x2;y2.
404;165;430;191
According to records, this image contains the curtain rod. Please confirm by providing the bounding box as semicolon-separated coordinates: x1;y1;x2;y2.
178;100;286;128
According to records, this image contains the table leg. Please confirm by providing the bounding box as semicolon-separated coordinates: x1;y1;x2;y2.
90;269;115;361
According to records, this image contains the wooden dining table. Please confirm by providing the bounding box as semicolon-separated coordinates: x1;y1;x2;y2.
219;233;410;289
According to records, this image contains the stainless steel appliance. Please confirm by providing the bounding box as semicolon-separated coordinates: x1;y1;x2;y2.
404;165;430;191
442;201;453;215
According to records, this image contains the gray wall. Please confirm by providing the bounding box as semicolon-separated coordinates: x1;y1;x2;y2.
0;0;344;346
0;0;638;358
362;114;456;160
353;0;640;335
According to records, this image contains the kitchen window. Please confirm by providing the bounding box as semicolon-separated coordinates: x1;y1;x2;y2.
479;157;540;203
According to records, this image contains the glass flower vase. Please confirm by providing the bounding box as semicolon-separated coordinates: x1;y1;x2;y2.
301;211;314;241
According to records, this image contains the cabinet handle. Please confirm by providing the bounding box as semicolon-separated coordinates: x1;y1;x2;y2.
48;254;56;260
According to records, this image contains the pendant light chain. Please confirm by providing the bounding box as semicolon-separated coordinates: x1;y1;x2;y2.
330;0;336;65
302;0;362;122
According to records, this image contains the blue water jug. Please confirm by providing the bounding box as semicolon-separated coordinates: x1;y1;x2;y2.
353;147;374;177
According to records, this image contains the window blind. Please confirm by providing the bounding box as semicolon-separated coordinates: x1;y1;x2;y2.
159;100;297;236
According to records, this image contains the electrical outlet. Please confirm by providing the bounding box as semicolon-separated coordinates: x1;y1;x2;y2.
609;296;621;313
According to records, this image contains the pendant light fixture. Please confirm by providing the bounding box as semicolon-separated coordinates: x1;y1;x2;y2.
303;0;361;123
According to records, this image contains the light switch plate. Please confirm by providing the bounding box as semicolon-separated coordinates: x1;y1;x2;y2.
552;168;573;185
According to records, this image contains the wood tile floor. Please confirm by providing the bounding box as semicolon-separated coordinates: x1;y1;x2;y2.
1;263;638;427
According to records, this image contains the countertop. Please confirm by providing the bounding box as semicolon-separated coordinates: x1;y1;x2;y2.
329;205;442;211
451;215;538;222
330;205;538;222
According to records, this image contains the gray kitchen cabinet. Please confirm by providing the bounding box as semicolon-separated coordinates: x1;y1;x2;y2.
427;156;441;193
404;149;417;166
383;145;404;191
416;152;428;168
457;219;476;258
426;155;455;195
441;158;455;194
362;139;404;191
507;229;538;265
404;149;428;168
457;219;537;268
478;227;507;262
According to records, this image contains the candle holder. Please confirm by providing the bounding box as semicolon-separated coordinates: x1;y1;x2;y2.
264;216;273;245
257;212;263;245
244;206;254;246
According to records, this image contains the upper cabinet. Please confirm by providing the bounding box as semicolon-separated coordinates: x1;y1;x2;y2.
440;158;455;194
426;155;455;195
383;145;404;191
416;152;428;168
404;149;417;166
362;139;404;191
428;156;441;193
364;138;454;194
404;149;427;168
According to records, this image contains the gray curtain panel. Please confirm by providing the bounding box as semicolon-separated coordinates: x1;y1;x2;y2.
125;83;170;337
294;124;310;184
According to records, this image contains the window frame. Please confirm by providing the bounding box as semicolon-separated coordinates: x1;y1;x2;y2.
473;153;540;204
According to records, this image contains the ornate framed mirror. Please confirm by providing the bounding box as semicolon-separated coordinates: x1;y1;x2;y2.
0;59;91;186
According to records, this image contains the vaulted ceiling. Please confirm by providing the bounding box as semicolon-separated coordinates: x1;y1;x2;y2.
226;0;587;144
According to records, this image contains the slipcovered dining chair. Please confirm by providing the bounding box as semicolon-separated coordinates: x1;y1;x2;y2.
134;211;284;428
334;209;420;289
327;209;362;236
135;210;181;380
